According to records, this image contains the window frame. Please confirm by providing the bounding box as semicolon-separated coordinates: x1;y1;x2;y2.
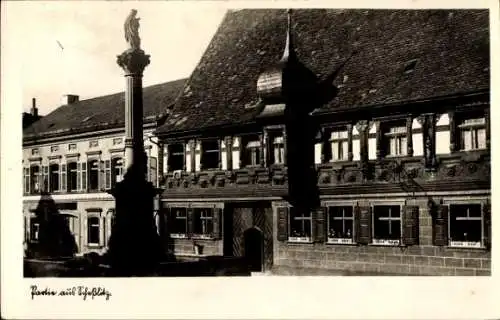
111;157;124;187
167;143;185;172
327;206;355;244
29;218;40;242
169;207;189;239
371;204;403;246
67;162;78;192
448;203;484;249
382;121;408;157
242;135;262;167
272;134;285;165
457;116;486;151
329;129;349;162
49;163;60;192
87;159;100;192
200;139;220;170
192;207;214;239
288;207;313;243
87;216;101;246
29;165;41;194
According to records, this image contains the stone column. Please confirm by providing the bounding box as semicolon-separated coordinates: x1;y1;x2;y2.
117;49;150;175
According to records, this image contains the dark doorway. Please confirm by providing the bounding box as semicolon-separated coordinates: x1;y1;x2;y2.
244;227;264;272
223;206;234;256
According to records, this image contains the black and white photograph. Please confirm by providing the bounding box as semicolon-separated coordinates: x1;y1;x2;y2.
1;0;498;318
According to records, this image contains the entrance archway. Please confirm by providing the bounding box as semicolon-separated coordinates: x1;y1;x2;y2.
243;227;264;272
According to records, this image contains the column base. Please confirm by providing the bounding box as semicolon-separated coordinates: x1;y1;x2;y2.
106;172;166;276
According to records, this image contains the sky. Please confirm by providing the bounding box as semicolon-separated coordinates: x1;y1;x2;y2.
3;1;227;115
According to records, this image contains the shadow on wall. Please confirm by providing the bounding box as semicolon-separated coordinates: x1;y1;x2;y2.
25;192;78;260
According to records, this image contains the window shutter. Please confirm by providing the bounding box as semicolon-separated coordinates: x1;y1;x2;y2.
402;205;419;246
83;217;88;246
76;163;81;190
42;166;49;192
277;207;289;241
98;161;105;191
60;164;67;192
483;202;491;250
99;215;105;247
213;208;222;239
433;205;448;246
313;207;327;243
24;168;30;194
105;160;111;190
81;162;87;191
149;157;157;186
355;205;372;245
187;208;194;237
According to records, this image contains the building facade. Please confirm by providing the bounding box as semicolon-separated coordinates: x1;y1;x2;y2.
23;80;185;256
155;9;491;275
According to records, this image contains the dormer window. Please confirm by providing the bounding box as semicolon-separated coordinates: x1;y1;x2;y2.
201;140;220;170
330;130;348;161
383;122;407;157
458;117;486;151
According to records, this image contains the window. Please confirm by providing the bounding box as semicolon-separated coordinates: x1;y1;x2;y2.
289;208;312;241
170;208;188;238
167;144;185;172
89;140;99;148
193;208;213;237
373;205;401;245
87;217;100;245
330;130;348;161
111;158;123;187
449;204;482;248
327;206;354;244
30;165;41;194
30;219;40;242
112;137;123;145
31;148;39;156
50;145;59;153
88;160;99;191
458;117;486;151
67;162;78;191
272;135;285;165
384;124;407;156
201;140;220;170
68;143;77;151
242;135;262;167
49;164;60;192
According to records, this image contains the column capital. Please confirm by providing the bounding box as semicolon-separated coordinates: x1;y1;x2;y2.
355;120;369;133
117;49;150;76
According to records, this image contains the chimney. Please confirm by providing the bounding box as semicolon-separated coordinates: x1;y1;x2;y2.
30;98;38;117
61;94;79;105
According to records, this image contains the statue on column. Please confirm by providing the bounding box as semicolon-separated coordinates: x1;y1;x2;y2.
124;9;141;50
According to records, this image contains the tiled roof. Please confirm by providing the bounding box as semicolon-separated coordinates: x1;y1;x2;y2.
23;79;186;140
156;9;489;135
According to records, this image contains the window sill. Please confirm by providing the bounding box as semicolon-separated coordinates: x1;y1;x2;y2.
370;240;401;246
192;235;216;240
170;234;188;239
327;238;355;245
287;237;313;244
87;244;103;249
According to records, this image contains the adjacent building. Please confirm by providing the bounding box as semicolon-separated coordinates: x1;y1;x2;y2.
154;9;491;275
22;79;186;256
